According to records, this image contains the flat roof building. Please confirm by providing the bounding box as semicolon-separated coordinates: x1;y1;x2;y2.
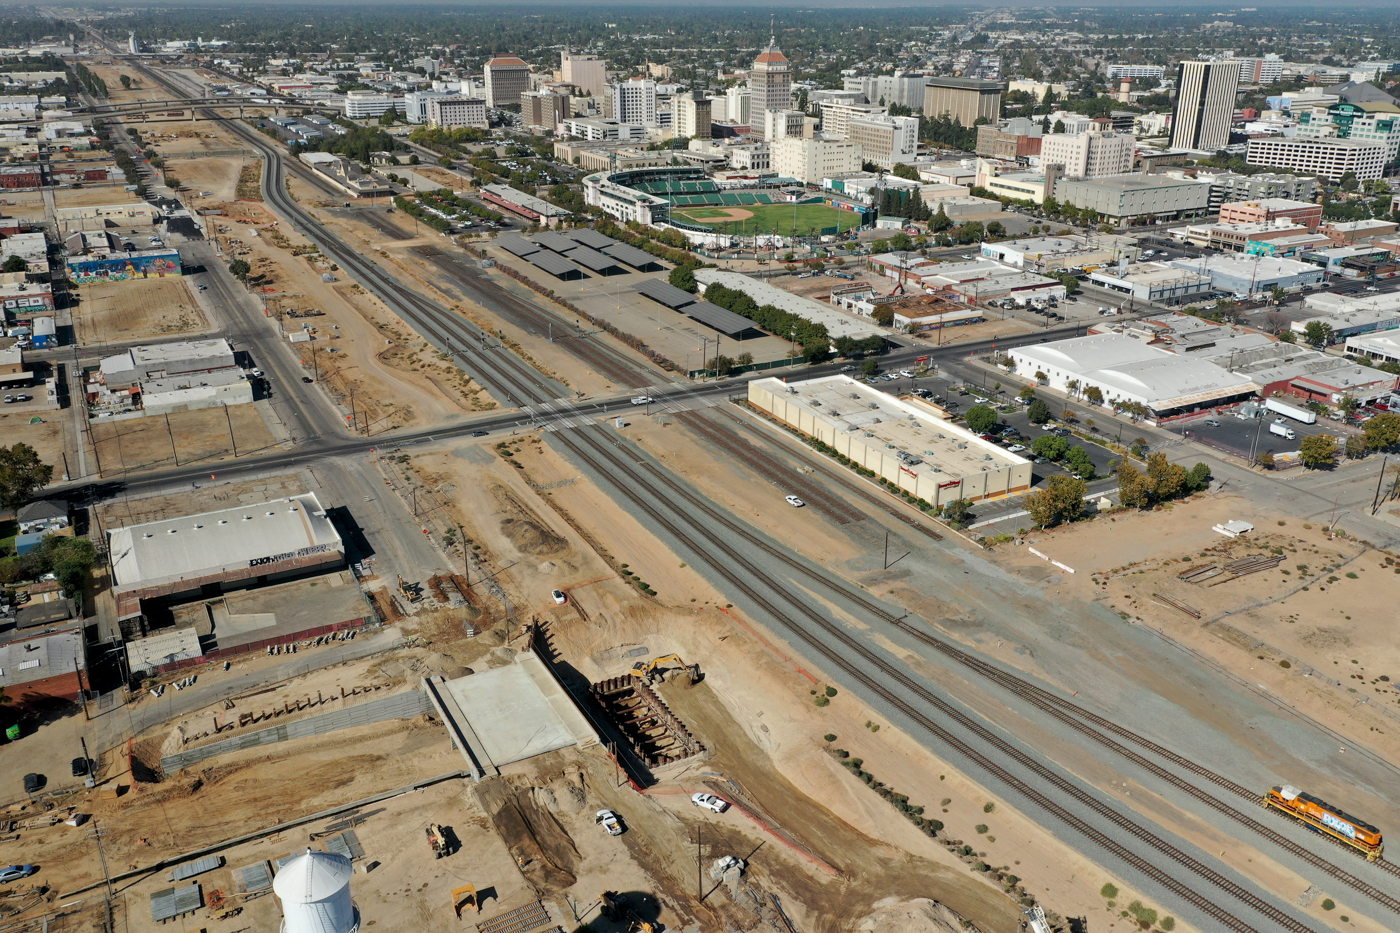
1246;136;1389;181
923;77;1002;128
1087;262;1214;305
748;375;1031;506
1053;173;1211;221
107;492;345;621
1167;254;1324;296
484;56;531;109
1219;198;1323;232
694;268;879;340
426;95;487;130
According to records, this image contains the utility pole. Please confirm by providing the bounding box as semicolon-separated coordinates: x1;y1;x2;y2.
88;821;114;903
697;824;703;902
222;402;237;456
164;412;179;466
1372;455;1389;514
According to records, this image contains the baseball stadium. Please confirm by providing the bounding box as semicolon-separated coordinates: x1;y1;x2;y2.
587;166;872;237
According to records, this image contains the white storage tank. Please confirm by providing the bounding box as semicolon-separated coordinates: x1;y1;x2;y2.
273;849;359;933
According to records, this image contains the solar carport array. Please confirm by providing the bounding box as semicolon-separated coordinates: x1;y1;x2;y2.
495;235;540;258
526;250;585;279
566;229;619;250
564;245;625;274
601;242;662;271
633;279;757;336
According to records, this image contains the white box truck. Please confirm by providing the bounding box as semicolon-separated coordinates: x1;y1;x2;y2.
1269;422;1297;440
1265;397;1317;424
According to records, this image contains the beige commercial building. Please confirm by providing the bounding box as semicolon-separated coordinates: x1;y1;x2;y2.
848;114;919;168
923;77;1002;126
1169;61;1239;152
748;376;1032;507
771;136;861;185
426;96;488;129
1039;130;1135;178
484;55;531;109
522;90;568;131
676;91;712;139
818;101;887;139
749;39;792;139
561;51;607;96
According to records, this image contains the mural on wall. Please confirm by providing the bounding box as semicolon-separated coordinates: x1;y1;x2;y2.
67;251;182;284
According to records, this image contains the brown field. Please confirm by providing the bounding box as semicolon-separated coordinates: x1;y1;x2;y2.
74;277;210;345
0;411;68;481
88;404;276;475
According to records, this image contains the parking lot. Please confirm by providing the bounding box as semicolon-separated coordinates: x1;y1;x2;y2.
1177;410;1347;458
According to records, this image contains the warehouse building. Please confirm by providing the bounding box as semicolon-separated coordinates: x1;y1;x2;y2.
749;375;1031;506
1009;334;1260;422
1053;173;1211;221
107;492;344;623
0;622;86;711
89;337;253;417
1166;255;1323;296
1087;262;1214;305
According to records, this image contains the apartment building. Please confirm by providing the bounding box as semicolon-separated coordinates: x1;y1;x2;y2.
1106;64;1167;83
1246;136;1389;181
847;114;919;168
484;55;531;109
426;96;488;130
842;73;928;110
404;89;452;124
771;136;861;185
763;109;810;141
1232;55;1284;86
1039;130;1135;178
561;52;607;97
611;78;658;126
725;86;752;126
923;77;1003;126
342;90;399;119
1170;61;1239;151
975;119;1043;160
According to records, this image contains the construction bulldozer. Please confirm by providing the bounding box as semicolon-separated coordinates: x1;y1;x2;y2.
629;653;700;687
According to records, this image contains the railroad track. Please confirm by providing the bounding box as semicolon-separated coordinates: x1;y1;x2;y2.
552;426;1321;933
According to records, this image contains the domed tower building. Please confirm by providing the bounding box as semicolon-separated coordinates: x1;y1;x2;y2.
273;849;359;933
749;27;791;139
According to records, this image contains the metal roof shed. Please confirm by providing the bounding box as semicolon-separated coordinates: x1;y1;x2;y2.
634;278;698;309
495;235;540;258
529;231;580;253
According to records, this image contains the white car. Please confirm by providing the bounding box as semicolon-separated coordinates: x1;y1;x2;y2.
898;370;914;379
1007;444;1027;453
630;395;653;405
552;589;568;605
596;809;624;836
784;495;805;507
251;369;264;377
691;793;730;813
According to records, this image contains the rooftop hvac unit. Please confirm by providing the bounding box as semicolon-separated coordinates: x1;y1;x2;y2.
868;403;879;410
849;393;860;399
273;849;358;933
956;442;968;449
811;400;821;406
983;454;994;461
886;443;896;449
863;432;874;437
846;424;859;432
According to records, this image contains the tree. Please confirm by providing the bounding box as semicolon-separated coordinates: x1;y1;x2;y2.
1345;434;1369;459
1268;285;1287;306
942;498;974;528
965;405;999;434
1065;446;1096;479
669;259;703;292
438;153;455;168
892;163;920;181
1025;474;1086;528
1052;119;1066;134
1258;451;1276;469
227;258;251;281
0;443;53;510
1058;272;1080;294
1117;460;1152;508
1145;452;1187;501
1262;310;1290;334
985;221;1006;239
871;238;890;254
1031;435;1070;460
1339;395;1360;417
930;206;953;232
1084;386;1104;404
119;74;132;90
1018;386;1037;402
861;357;880;376
1026;398;1051;424
1186;462;1213;492
1;256;26;274
1363;412;1400;451
1303;320;1334;347
1340;170;1359;192
1279;329;1297;344
1298;434;1338;469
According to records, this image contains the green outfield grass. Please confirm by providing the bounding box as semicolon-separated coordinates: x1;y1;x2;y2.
673;201;855;234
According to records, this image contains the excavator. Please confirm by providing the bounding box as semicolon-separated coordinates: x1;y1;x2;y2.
629;653;700;686
599;892;656;932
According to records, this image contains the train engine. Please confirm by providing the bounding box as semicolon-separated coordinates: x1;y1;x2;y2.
1264;785;1383;860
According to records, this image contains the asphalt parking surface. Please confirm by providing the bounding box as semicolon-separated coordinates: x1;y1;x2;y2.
1177;411;1348;458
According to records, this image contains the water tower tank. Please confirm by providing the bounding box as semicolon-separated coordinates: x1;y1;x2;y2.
273;849;359;933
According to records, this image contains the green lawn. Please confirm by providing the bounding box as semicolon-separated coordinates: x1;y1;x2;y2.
674;202;855;235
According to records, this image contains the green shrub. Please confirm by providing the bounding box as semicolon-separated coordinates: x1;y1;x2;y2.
823;733;837;742
975;824;988;834
1101;884;1119;899
825;686;838;697
1321;899;1335;911
814;695;830;707
983;802;996;813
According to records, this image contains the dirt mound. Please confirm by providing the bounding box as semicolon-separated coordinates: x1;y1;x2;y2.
375;651;459;680
857;898;977;933
474;778;579;890
484;646;517;669
490;485;568;557
541;771;587;815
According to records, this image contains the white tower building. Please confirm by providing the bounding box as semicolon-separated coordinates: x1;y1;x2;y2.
273;849;358;933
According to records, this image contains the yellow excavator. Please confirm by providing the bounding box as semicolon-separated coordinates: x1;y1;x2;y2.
629;653;700;686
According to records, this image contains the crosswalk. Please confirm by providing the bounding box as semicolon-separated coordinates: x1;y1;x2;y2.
521;384;718;433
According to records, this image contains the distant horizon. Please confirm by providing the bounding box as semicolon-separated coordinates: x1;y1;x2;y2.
20;0;1400;9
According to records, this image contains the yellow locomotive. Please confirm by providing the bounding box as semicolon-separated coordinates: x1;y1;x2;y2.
1264;785;1383;860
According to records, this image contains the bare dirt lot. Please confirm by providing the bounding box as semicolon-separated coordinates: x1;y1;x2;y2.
73;276;210;345
0;410;67;481
88;404;276;475
214;194;494;432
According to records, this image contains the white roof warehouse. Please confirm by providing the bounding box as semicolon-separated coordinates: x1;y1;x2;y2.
107;493;344;620
1009;334;1260;422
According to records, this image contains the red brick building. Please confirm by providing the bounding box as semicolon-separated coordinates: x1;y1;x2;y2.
1218;198;1324;232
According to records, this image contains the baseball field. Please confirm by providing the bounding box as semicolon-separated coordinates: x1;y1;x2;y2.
671;202;854;234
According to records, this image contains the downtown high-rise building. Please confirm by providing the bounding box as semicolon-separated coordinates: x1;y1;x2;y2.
1170;61;1239;152
749;34;792;140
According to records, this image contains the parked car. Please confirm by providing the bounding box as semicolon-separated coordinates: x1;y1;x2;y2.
197;284;208;291
251;369;263;377
0;866;35;884
898;370;913;379
22;773;43;794
839;365;855;373
2;396;12;404
692;793;730;813
552;589;568;605
301;376;313;384
784;495;805;507
595;809;624;836
71;757;92;777
1007;444;1027;453
1204;419;1220;427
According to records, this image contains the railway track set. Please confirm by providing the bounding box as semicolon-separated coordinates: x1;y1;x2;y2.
105;54;1400;933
